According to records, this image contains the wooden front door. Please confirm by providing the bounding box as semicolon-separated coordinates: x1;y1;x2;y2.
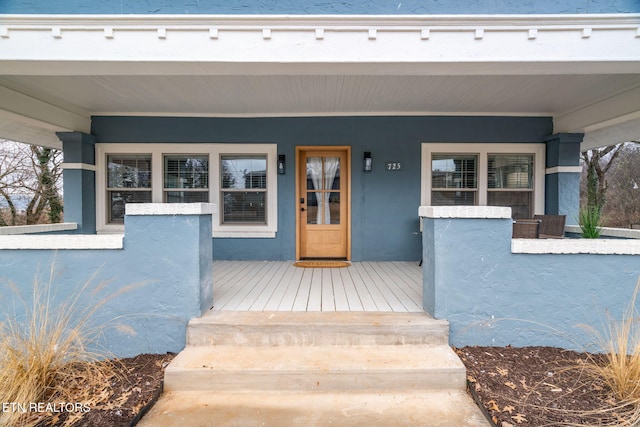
296;147;350;259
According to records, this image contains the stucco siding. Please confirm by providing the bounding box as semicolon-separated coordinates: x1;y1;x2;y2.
421;211;640;350
0;206;213;357
91;115;553;261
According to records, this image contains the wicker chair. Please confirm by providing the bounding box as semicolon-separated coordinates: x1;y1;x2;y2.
512;219;541;239
534;214;566;239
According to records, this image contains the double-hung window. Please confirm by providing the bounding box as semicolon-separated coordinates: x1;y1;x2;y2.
423;143;544;219
487;154;534;218
163;155;209;203
220;155;267;224
106;154;152;223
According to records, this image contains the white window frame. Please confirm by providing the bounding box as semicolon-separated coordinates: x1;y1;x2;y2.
421;143;545;214
96;143;278;238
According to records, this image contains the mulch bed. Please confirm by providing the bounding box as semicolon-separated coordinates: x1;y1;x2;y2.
18;347;637;426
28;353;175;427
457;346;632;426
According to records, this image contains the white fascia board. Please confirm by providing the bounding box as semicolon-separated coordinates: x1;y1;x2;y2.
1;14;639;77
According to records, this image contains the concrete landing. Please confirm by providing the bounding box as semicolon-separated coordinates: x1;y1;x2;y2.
138;390;488;427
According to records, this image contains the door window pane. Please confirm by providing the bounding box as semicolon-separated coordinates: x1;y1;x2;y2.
306;156;341;224
328;192;341;224
306;191;319;225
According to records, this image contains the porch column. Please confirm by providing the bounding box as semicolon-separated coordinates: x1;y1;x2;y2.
56;132;96;234
544;133;583;222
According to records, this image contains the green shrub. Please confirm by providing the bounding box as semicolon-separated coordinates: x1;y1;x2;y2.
579;206;602;238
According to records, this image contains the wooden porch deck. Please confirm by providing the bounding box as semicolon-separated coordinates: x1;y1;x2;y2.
212;261;423;312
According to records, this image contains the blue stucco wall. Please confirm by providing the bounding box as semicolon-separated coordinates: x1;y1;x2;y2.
2;0;638;14
422;216;640;350
546;172;581;219
0;211;212;358
58;132;96;234
91;115;553;261
62;169;96;233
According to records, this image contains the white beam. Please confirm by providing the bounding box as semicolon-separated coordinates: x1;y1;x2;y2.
0;85;90;134
0;109;64;149
555;85;640;133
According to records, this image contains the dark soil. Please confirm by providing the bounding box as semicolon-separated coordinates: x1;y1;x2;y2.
24;347;635;426
457;346;631;426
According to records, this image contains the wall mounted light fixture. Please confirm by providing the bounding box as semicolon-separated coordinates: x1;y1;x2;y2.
278;154;286;174
363;151;372;172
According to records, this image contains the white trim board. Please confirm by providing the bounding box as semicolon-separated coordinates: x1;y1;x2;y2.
62;162;96;171
545;166;583;174
0;234;123;250
512;238;640;255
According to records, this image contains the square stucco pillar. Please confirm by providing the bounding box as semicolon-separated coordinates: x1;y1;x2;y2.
56;132;96;234
544;133;583;222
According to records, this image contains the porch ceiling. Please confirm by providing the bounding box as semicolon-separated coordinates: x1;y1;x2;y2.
0;14;639;150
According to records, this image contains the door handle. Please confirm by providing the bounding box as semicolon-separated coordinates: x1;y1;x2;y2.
300;207;306;212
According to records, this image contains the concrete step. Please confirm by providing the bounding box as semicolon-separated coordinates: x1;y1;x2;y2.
137;390;490;427
188;311;449;346
164;344;466;392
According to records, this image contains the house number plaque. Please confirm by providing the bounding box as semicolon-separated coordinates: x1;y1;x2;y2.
385;161;403;171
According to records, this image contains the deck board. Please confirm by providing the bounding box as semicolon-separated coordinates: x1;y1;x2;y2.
212;261;423;312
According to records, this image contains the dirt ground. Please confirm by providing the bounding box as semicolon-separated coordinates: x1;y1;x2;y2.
457;346;631;426
24;347;635;426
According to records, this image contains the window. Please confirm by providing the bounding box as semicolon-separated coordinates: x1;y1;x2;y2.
220;155;267;224
422;143;545;218
431;154;478;206
488;154;534;219
96;143;278;237
106;155;152;223
164;155;209;203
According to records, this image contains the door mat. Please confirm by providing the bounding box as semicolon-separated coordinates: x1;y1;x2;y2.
293;261;351;268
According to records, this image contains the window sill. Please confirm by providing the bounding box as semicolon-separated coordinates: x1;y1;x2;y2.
213;230;276;238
